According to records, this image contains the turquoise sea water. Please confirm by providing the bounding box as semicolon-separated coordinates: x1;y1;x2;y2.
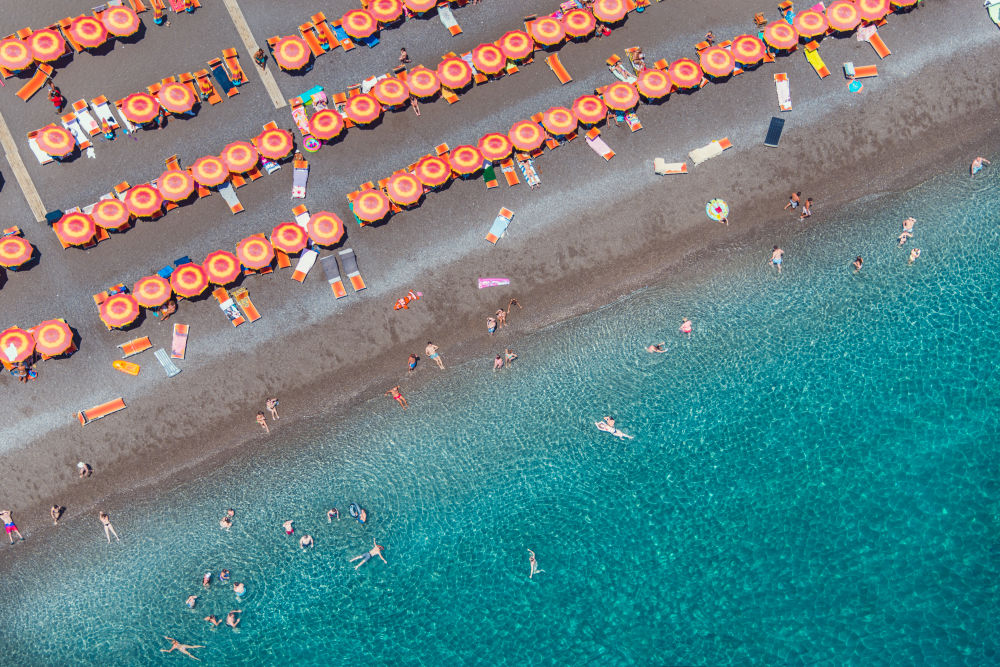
1;166;998;665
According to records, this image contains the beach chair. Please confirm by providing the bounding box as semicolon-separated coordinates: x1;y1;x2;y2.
516;155;541;188
212;287;245;326
291;204;310;229
275;249;291;269
218;182;244;214
546;54;572;84
653;158;688;175
585;128;615;161
113;99;138;134
292;248;318;282
77;397;127;425
311;13;338;50
438;4;462;35
330;20;356;51
112;360;140;375
16;64;54;102
774;73;792;111
91;96;121;131
688;137;732;165
26;132;54;165
299;24;325;57
989;0;1000;27
607;55;638;83
500;159;520;186
194;69;222;105
320;254;347;298
72;100;101;136
118;336;152;358
292;155;308;199
868;31;890;59
231;288;261;321
625;112;642;132
764;116;785;146
60;113;92;150
339;248;366;291
848;63;878;78
804;42;830;78
154;349;181;377
485;208;514;245
170;323;189;359
435;142;450;157
208;58;237;97
483;163;499;189
222;48;248;85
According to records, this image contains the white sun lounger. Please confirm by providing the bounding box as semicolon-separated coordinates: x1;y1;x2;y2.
27;135;54;165
154;348;181;378
774;73;792;111
293;206;310;228
292;248;318;282
438;4;462;36
60;114;91;150
586;134;615;161
688;138;732;165
91;96;120;131
292;163;308;199
114;103;137;134
72;100;101;136
653;158;688;175
609;61;637;83
516;155;541;187
485;208;514;245
218;182;244;214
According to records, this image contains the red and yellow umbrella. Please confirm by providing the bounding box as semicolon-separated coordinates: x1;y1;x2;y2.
36;125;75;157
221;141;259;173
69;17;108;49
309;109;345;140
699;46;734;79
541;106;577;135
373;77;409;106
273;36;311;71
563;9;597;38
54;212;96;246
191;156;228;186
305;212;344;246
403;0;436;12
572;94;607;125
133;275;172;307
437;57;473;90
270;222;309;253
255;128;294;159
826;0;862;31
602;81;640;110
103;6;141;37
92;198;131;229
732;34;766;65
406;67;440;98
499;30;534;61
668;58;703;90
202;250;241;285
157;169;195;202
29;29;65;62
0;39;32;71
794;10;829;38
593;0;627;23
159;82;196;113
33;319;73;357
448;145;483;175
171;262;209;297
100;293;140;329
891;0;918;6
369;0;403;24
414;156;451;187
508;120;545;152
528;17;565;47
857;0;890;21
344;94;382;125
342;9;378;39
472;43;506;76
478;133;513;161
386;172;423;206
636;68;674;98
0;236;32;268
763;20;798;50
353;189;391;223
0;327;35;362
236;236;274;270
124;184;164;217
121;92;160;124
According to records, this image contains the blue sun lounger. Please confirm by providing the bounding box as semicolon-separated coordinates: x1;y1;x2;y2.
764;117;785;147
486;208;514;245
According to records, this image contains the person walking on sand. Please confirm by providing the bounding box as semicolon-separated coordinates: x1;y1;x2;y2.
853;256;864;273
507;298;522;314
679;318;693;335
99;511;119;543
784;192;801;211
496;309;507;329
385;386;408;410
351;538;387;570
78;462;93;478
771;246;784;273
51;505;64;526
1;510;24;543
909;248;921;264
399;48;411;65
407;353;419;374
226;610;242;629
161;637;204;660
799;198;813;220
426;342;444;369
971;156;990;175
256;412;269;434
487;316;497;335
528;549;544;579
265;398;279;420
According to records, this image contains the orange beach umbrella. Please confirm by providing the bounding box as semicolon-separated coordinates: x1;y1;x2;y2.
309;109;345;140
437;58;473;89
478;133;513;161
448;145;483;175
171;262;209;297
36;125;75;157
344;94;382;125
92;198;130;229
794;10;829;38
191;156;228;186
202;251;241;285
342;9;378;39
369;0;403;24
414;156;451;187
133;275;172;307
100;293;140;329
499;30;534;61
731;34;766;65
528;17;565;47
54;212;95;247
563;9;597;38
353;189;391;223
33;320;73;357
157;169;195;202
763;20;798;50
668;58;703;90
373;77;410;106
103;6;141;36
0;236;33;268
158;82;196;114
121;93;160;124
541;106;577;135
386;172;423;206
472;44;506;76
403;0;436;12
699;46;734;79
891;0;917;6
236;236;274;270
406;67;440;98
305;212;344;246
508;120;545;152
273;36;311;71
70;17;108;49
270;222;309;253
0;327;35;362
0;39;32;71
124;184;163;217
29;29;65;62
636;68;673;98
221;141;259;173
593;0;627;23
602;81;640;110
857;0;890;21
826;0;862;31
572;94;607;124
255;128;294;159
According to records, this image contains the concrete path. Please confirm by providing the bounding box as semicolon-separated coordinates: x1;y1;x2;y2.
0;110;45;222
222;0;286;109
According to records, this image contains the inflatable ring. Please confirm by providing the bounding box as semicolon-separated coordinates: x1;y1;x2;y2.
303;136;321;152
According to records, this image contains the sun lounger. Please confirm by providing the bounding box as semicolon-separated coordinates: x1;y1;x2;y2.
218;182;244;214
585;129;615;161
320;254;347;298
70;100;100;137
485;208;514;245
607;55;638;83
653;158;688;175
516;155;541;188
208;58;237;97
222;48;248;85
688;137;732;165
500;159;520;186
844;62;878;78
77;397;127;425
292;203;310;228
311;13;338;50
27;133;54;165
804;41;830;78
118;335;152;357
299;24;325;56
330;20;356;52
16;64;53;102
113;99;138;134
625;112;642;132
61;113;91;150
774;73;792;111
338;248;366;291
231;287;260;321
91;95;121;131
439;4;463;35
292;248;318;282
169;323;189;359
154;348;181;377
212;286;245;326
764;116;785;147
292;158;308;199
546;53;572;84
989;0;1000;27
483;163;499;188
112;360;140;375
193;69;222;105
868;31;890;59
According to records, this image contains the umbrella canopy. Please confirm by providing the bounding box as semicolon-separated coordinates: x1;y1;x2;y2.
353;189;391;223
528;17;565;47
668;58;704;90
54;212;96;246
191;156;228;186
255;128;294;159
124;184;164;217
478;133;513;161
731;34;767;65
826;0;862;31
103;6;141;36
369;0;403;23
448;145;484;175
706;199;729;221
403;0;436;12
236;236;275;270
133;275;172;307
406;67;441;98
563;9;597;38
273;36;311;71
373;77;409;106
305;213;344;247
857;0;890;21
344;94;382;125
309;109;345;140
699;46;734;79
508;120;545;151
36;125;75;157
636;68;673;98
437;58;473;90
221;141;259;173
603;81;640;110
342;9;378;39
0;236;33;268
157;169;195;202
890;0;917;6
121;93;160;124
414;156;452;187
794;10;829;38
763;20;798;50
593;0;628;23
100;293;140;329
92;198;131;229
29;29;65;62
270;222;309;253
386;172;423;206
541;106;577;135
33;319;73;357
202;250;241;285
69;16;108;49
171;262;209;297
0;39;32;71
572;94;607;124
0;327;35;362
158;82;196;113
472;43;506;76
499;30;534;61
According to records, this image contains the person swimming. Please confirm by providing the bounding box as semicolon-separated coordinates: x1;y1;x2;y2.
908;248;921;264
350;538;387;570
299;534;314;549
528;549;544;579
679;318;692;335
233;582;245;597
219;569;230;583
327;508;339;522
202;572;212;588
282;520;294;535
646;342;667;353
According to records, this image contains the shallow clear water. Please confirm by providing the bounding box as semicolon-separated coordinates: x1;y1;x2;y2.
1;166;998;665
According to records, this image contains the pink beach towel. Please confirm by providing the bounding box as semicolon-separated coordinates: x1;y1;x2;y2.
169;0;187;11
478;278;510;289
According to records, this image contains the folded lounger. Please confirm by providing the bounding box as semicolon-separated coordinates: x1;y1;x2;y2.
868;31;890;59
218;181;244;214
231;287;261;321
804;42;830;78
212;286;245;326
586;128;615;161
292;248;318;282
486;208;514;245
500;159;520;186
653;158;688;175
292;158;309;199
320;254;347;298
546;54;573;84
77;397;127;425
91;96;121;131
118;336;152;358
438;4;462;35
154;348;182;378
688;137;732;165
338;248;366;291
170;323;189;359
764;116;785;147
774;73;792;111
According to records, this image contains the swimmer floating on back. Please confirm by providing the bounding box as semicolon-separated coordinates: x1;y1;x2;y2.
351;538;387;571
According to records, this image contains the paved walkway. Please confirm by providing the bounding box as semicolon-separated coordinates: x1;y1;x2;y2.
222;0;287;109
0;110;45;222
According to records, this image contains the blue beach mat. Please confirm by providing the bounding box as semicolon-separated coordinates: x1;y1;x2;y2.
764;116;785;147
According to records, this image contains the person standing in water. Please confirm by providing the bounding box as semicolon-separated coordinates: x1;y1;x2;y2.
99;511;119;543
771;246;784;274
256;412;270;434
853;256;864;273
265;398;279;420
971;156;990;175
493;354;504;371
425;342;444;370
299;534;314;550
351;538;387;570
50;505;64;526
679;318;693;335
226;610;242;629
1;510;24;543
282;520;294;535
528;549;544;579
909;248;921;264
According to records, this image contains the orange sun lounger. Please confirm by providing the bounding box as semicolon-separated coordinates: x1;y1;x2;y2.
311;13;338;50
222;48;248;85
869;32;891;59
545;53;572;85
299;24;325;57
77;397;127;426
213;287;245;326
118;336;152;358
16;63;54;102
231;287;260;322
501;159;520;186
339;248;366;291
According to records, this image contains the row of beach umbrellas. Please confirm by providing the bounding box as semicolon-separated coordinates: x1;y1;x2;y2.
0;7;140;71
1;320;75;362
